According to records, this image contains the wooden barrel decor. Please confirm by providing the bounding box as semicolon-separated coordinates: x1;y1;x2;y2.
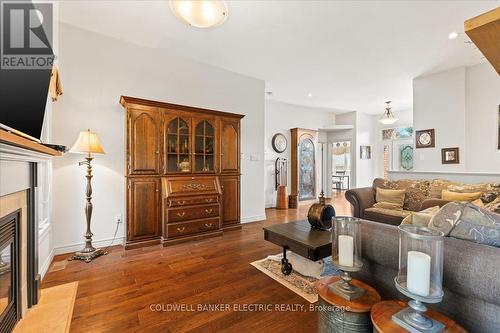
307;201;335;230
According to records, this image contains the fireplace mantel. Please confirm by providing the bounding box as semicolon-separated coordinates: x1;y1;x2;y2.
0;132;62;322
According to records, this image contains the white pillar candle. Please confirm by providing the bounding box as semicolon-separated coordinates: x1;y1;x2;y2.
407;251;431;297
338;235;354;267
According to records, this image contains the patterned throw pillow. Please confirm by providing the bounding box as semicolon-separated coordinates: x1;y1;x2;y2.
429;179;461;199
449;203;500;248
372;178;430;211
484;196;500;214
481;187;500;204
428;202;463;236
448;184;490;194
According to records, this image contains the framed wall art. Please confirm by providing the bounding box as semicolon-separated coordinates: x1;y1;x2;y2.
441;147;460;164
415;129;435;148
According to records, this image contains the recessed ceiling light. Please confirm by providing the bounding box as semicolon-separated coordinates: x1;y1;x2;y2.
448;32;458;40
307;93;312;97
169;0;228;29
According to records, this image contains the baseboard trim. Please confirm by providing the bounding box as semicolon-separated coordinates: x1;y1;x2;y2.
39;247;54;279
265;203;275;209
241;214;267;224
54;236;125;255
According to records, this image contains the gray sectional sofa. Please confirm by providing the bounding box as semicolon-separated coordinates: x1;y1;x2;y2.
354;219;500;333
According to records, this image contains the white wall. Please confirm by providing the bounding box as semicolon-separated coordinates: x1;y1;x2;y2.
51;23;265;253
413;63;500;173
465;63;500;171
356;112;380;187
264;99;336;207
413;67;467;171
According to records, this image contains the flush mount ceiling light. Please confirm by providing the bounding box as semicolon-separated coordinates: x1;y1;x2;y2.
379;101;398;125
169;0;228;28
308;93;313;97
448;31;459;39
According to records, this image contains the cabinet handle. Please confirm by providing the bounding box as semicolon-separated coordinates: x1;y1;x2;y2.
204;223;213;228
177;200;186;205
204;208;213;214
176;226;186;232
176;212;186;217
205;198;213;203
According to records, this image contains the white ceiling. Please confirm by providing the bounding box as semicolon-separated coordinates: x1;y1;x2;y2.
58;1;499;114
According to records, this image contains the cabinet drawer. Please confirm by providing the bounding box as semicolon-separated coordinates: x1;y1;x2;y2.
167;204;219;223
167;218;219;238
168;195;218;207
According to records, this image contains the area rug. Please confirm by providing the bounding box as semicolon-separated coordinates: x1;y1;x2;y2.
251;257;319;303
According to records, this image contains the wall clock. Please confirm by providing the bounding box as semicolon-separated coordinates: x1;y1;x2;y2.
415;129;435;148
272;133;288;153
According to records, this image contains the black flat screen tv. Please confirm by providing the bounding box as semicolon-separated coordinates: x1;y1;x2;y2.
0;68;52;142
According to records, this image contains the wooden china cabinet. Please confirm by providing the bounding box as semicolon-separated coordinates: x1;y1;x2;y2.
120;96;243;249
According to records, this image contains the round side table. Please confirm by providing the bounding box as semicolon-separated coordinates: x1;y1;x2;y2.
371;301;467;333
315;276;381;333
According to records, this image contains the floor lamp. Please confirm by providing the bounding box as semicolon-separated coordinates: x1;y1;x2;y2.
69;129;106;263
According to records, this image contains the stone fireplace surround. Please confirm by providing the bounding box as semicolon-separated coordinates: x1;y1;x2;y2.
0;142;57;331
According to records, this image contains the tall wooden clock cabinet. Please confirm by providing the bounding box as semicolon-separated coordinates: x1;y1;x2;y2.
290;128;317;201
120;96;243;249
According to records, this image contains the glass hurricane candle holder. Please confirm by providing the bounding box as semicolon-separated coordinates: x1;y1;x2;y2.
329;216;364;300
393;225;445;333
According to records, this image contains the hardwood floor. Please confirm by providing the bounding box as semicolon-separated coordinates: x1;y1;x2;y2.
43;191;351;333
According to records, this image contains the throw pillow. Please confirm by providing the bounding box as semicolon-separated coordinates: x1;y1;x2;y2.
428;202;463;236
484;196;500;214
401;206;440;227
441;190;482;202
447;183;489;194
471;198;485;208
449;203;500;248
373;202;404;210
376;188;406;207
396;180;430;212
429;179;461;198
481;187;500;204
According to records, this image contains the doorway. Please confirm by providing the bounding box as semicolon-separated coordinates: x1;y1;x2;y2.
331;141;351;192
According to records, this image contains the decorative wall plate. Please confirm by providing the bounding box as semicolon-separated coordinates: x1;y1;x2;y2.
272;133;288;153
415;129;435;148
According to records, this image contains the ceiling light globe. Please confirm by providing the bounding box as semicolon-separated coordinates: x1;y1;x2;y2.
170;0;228;28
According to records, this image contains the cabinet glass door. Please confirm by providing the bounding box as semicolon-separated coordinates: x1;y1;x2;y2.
194;120;215;172
165;117;191;173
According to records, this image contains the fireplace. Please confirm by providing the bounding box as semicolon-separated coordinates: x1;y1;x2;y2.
0;210;21;333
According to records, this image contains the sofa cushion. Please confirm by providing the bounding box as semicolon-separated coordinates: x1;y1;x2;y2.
373;202;404;210
375;188;406;207
365;207;412;218
442;190;482;202
364;207;413;226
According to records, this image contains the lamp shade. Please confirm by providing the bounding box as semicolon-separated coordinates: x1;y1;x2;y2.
69;129;105;155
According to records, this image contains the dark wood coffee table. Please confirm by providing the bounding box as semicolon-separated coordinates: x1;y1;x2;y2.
263;220;332;275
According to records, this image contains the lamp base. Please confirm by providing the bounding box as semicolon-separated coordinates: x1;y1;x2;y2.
328;271;365;301
69;248;106;263
392;301;445;333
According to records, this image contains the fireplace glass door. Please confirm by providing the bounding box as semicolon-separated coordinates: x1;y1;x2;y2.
0;245;12;316
0;211;20;333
